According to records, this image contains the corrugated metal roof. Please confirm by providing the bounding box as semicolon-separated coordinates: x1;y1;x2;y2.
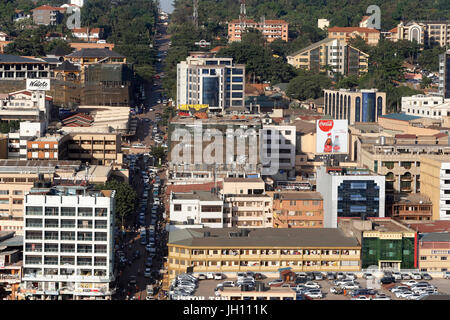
380;113;422;121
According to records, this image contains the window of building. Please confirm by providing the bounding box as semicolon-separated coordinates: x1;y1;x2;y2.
174;204;182;211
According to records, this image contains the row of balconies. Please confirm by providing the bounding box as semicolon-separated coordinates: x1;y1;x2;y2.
170;253;358;260
170;265;360;273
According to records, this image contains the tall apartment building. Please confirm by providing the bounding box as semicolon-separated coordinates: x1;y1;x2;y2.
316;167;385;228
169;191;223;228
167;228;361;283
323;89;386;125
0;55;49;80
21;184;115;300
27;135;70;161
420;155;450;221
228;19;288;43
439;50;450;99
327;27;381;45
391;21;450;47
286;38;369;77
31;5;66;26
401;95;450;118
271;192;324;228
176;54;245;113
222;178;272;228
418;233;450;272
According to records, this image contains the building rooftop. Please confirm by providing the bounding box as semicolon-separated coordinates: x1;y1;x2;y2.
0;54;47;64
419;154;450;163
28;184;115;198
0;235;23;248
327;26;381;34
172;190;222;202
223;178;263;183
394;193;432;205
324;167;374;176
66;48;125;58
169;228;359;248
403;221;450;233
0;160;81;173
420;232;450;242
274;192;323;201
379;113;423;121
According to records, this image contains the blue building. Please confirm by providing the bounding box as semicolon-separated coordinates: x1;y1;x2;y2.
323;89;386;125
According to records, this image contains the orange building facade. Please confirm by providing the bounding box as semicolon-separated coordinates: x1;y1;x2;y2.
271;192;324;228
228;19;288;42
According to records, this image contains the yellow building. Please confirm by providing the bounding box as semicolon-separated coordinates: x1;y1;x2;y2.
67;132;123;165
287;38;368;77
420;155;450;220
168;228;361;283
419;233;450;273
327;26;380;45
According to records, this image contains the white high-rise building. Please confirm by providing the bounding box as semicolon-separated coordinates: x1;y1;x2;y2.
176;53;245;113
21;185;115;300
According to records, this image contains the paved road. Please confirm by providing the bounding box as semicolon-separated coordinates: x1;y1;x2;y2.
113;21;171;301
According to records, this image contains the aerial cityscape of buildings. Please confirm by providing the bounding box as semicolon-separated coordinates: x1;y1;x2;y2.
0;0;449;304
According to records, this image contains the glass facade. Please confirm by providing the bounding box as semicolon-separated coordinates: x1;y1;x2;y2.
361;237;415;269
202;77;219;107
362;92;376;122
337;180;380;218
355;97;361;122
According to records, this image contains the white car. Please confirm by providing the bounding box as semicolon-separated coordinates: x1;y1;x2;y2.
346;273;357;280
372;294;391;300
402;280;418;287
304;282;321;289
411;273;422;280
351;295;371;300
390;286;410;293
362;273;374;280
221;281;235;287
206;272;214;279
397;291;413;299
343;283;359;290
214;273;224;280
406;293;425;300
144;268;151;278
392;272;402;280
304;290;323;299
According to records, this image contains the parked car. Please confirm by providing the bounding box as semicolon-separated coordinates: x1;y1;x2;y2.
401;273;412;280
304;289;323;299
343;283;359;290
326;272;336;280
144;268;151;278
372;294;391;300
336;272;346;280
396;291;413;299
214;273;224;280
330;286;344;295
346;273;357;280
268;279;284;287
304;281;321;289
402;280;418;287
390;286;410;293
351;295;371;300
443;271;450;279
421;273;432;280
197;274;206;280
411;273;422;280
392;272;402;281
362;273;374;280
380;276;396;284
221;281;235;287
313;272;324;281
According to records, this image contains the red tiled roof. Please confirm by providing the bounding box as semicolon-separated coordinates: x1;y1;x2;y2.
361;16;370;23
9;90;52;101
395;134;416;139
389;27;398;33
210;46;224;53
328;26;380;34
165;182;223;197
31;5;66;12
72;28;103;34
434;133;448;138
229;19;287;25
405;221;450;233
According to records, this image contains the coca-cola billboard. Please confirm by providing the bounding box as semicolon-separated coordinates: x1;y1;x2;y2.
316;119;348;154
26;79;51;91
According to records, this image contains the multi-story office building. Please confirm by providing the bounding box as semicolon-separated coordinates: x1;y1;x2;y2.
339;218;417;270
0;54;49;80
327;27;381;45
7;122;46;160
418;233;450;272
271;192;324;228
0;231;22;300
167;228;361;283
261;125;296;179
21;184;115;300
176;54;245;113
323;89;386;125
316;167;385;228
358;138;450;196
401;94;450;118
228;19;288;43
222;178;272;228
420;155;450;220
439;50;450;99
390;21;450;48
169;191;223;228
27;134;70;161
0;90;52;128
66;132;123;165
286;38;369;77
31;5;66;26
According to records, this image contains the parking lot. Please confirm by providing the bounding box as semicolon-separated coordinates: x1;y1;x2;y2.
188;273;450;300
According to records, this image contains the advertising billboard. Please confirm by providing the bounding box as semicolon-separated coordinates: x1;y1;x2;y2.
26;79;51;91
316;119;348;154
178;104;209;112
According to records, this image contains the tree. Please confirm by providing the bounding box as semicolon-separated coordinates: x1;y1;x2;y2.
96;179;137;229
420;76;432;89
336;75;360;89
286;71;332;101
151;146;166;164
